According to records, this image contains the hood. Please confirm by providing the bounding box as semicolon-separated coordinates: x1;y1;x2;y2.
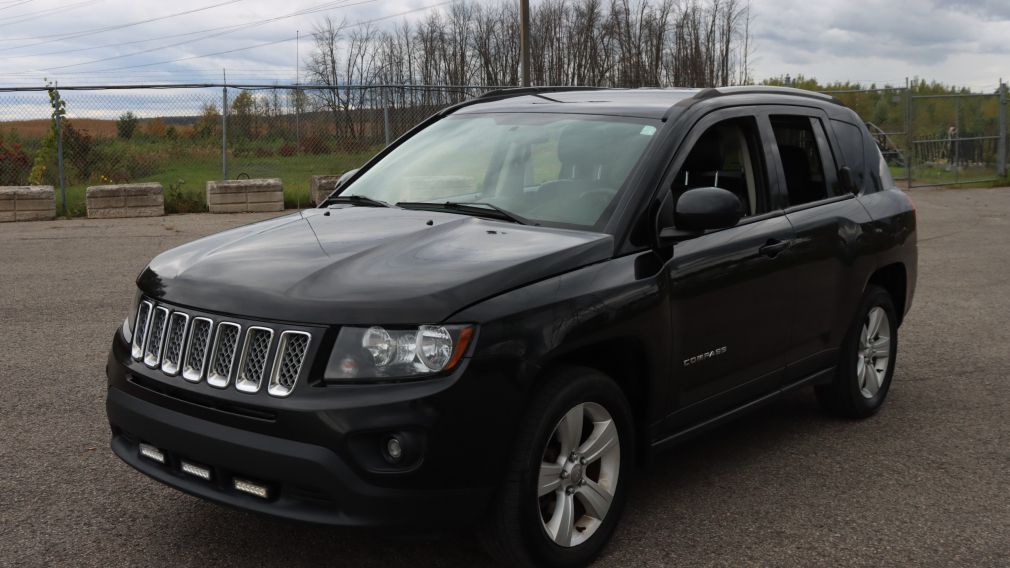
139;206;613;325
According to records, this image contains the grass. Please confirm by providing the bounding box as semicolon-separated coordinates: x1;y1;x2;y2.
889;164;1004;189
52;149;377;216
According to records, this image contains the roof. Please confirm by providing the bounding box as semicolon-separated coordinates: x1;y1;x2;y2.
453;86;840;119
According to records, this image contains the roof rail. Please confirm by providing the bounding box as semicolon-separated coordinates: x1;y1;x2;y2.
694;86;843;105
476;86;611;100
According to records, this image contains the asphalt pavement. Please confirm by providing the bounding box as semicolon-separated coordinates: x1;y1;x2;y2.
1;188;1008;567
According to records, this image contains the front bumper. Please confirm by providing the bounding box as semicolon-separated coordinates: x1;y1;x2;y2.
106;328;522;528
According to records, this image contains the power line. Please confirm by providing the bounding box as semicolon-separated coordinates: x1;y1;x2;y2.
0;0;33;13
0;0;101;26
3;0;358;56
2;0;246;49
74;1;454;75
39;0;378;71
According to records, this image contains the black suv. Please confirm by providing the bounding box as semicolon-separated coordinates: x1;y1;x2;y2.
107;86;917;567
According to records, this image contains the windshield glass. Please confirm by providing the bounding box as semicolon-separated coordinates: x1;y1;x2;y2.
341;113;660;229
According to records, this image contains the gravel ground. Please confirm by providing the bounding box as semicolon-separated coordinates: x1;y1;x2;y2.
1;188;1009;567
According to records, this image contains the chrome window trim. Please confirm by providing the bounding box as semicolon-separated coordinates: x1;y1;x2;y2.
235;326;274;393
131;300;153;361
207;322;242;389
160;311;190;376
143;306;170;369
182;317;213;383
267;330;312;398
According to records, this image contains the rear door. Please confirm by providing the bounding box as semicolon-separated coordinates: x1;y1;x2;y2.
765;109;877;381
660;107;800;423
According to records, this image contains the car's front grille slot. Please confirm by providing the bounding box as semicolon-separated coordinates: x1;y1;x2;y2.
143;307;170;368
160;312;189;376
131;301;153;360
269;331;311;397
131;299;312;397
207;322;241;388
235;327;273;393
182;317;213;383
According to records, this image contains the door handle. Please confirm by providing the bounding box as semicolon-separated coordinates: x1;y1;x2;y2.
759;238;791;258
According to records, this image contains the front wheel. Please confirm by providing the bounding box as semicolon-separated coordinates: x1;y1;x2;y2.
816;285;898;418
482;367;634;567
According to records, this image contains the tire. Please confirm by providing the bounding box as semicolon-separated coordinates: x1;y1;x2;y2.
481;367;634;568
816;285;898;418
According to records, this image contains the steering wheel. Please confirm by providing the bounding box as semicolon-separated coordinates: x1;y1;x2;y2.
578;187;618;204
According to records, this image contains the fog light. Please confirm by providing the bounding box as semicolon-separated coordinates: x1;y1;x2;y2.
181;461;212;481
385;436;403;463
233;478;269;499
139;443;165;464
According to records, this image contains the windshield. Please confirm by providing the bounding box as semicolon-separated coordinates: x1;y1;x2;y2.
341;113;660;229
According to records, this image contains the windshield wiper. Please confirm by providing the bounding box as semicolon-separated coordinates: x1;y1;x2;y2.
324;194;393;208
396;201;534;225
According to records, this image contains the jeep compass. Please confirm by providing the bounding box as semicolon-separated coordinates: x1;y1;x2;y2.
106;86;917;567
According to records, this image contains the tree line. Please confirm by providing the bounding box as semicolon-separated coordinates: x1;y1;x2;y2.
301;0;753;138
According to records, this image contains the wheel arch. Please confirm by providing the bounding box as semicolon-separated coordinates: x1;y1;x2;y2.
539;337;654;465
867;262;908;325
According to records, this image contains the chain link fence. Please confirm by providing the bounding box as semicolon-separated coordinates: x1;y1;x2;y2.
1;82;1007;217
821;81;1008;189
0;84;499;216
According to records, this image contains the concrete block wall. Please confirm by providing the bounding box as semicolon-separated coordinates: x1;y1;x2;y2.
0;186;55;222
85;183;164;218
206;178;284;213
310;175;342;206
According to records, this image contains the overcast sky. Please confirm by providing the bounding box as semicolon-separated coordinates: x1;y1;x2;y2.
1;0;1008;90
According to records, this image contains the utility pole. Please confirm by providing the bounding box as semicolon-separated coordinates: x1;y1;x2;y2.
222;69;228;180
295;30;301;152
520;0;530;86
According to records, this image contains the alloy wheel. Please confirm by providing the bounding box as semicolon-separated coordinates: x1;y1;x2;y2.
857;306;891;399
537;402;621;548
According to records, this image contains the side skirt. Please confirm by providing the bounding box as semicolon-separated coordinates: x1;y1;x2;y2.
649;367;835;453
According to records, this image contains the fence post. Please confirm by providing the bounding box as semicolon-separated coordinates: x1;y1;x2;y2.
383;86;392;146
221;85;228;180
905;77;913;188
54;99;67;217
999;80;1007;178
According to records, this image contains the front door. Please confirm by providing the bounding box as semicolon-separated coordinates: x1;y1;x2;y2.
659;109;799;424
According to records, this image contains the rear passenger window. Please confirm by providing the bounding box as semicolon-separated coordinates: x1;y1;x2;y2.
831;120;871;193
770;116;830;205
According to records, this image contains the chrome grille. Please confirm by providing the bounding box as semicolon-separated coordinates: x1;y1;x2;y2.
160;312;189;376
131;301;153;360
207;322;241;388
130;298;312;397
235;327;273;393
143;307;170;368
268;331;311;397
182;317;213;383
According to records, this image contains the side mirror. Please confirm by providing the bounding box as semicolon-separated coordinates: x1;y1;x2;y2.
664;186;743;238
838;166;857;195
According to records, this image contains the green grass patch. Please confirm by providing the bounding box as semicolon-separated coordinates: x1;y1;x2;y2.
53;149;377;217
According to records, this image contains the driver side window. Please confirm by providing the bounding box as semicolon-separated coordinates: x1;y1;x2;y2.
671;117;767;218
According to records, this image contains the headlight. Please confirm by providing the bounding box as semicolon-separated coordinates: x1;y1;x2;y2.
122;289;142;342
325;324;475;381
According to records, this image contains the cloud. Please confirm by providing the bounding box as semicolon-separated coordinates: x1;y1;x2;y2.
0;0;1008;89
750;0;1010;87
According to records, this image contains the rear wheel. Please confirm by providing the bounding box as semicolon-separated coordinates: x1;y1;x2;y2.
482;367;633;567
816;285;898;418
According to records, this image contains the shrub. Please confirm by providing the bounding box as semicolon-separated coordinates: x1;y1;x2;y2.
164;179;208;214
117;112;139;139
300;134;331;155
278;143;298;157
0;137;31;185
